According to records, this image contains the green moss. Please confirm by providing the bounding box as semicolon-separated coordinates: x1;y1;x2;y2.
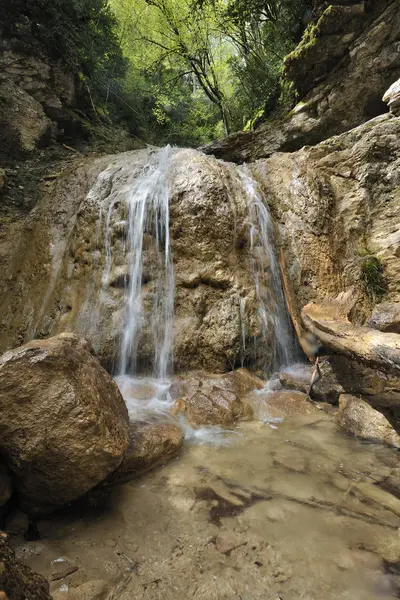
360;256;388;302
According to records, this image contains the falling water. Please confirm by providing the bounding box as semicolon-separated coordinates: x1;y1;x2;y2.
118;146;174;379
239;169;298;373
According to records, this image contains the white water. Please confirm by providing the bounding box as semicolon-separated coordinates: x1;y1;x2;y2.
239;169;299;373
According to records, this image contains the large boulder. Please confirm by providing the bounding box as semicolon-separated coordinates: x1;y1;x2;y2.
107;422;184;485
170;369;261;426
0;531;52;600
337;394;400;447
0;333;129;516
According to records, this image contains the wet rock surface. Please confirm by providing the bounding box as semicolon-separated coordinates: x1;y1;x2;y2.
170;369;260;426
0;531;52;600
0;333;129;516
279;361;344;404
337;394;400;447
107;422;184;484
0;149;275;373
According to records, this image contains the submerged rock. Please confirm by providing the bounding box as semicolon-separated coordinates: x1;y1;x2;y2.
0;531;52;600
263;390;320;420
337;394;400;447
170;369;260;426
107;422;184;484
0;333;129;516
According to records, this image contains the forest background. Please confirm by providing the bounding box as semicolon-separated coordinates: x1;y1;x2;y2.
1;0;313;146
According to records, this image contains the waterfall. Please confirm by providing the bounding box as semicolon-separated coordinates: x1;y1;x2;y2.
238;169;298;373
101;147;174;385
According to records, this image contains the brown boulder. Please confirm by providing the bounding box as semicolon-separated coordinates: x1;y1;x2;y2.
171;369;259;426
107;422;184;484
337;394;400;447
0;333;129;516
0;531;52;600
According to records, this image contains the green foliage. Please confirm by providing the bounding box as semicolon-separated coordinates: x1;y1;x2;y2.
1;0;312;146
360;256;388;302
1;0;125;78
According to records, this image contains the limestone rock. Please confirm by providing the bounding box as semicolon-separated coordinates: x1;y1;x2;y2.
367;302;400;333
107;422;184;484
337;394;400;447
283;2;367;97
0;333;129;516
51;580;108;600
0;149;270;373
0;531;52;600
171;369;259;426
383;78;400;115
253;115;400;325
0;79;53;156
264;390;319;420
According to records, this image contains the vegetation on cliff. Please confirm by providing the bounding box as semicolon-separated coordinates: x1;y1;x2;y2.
0;0;311;147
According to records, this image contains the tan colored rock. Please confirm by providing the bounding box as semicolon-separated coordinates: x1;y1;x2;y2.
52;580;108;600
0;79;52;155
383;78;400;115
107;422;184;484
366;301;400;333
0;149;268;373
0;531;52;599
337;394;400;447
263;390;319;420
0;333;129;516
171;370;258;426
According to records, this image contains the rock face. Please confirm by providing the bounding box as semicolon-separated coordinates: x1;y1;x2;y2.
383;78;400;115
0;531;52;600
204;1;399;162
337;394;400;447
0;44;77;158
367;302;400;333
0;149;287;373
107;422;184;484
170;369;261;426
263;390;319;420
0;333;129;516
254;115;400;321
0;79;53;155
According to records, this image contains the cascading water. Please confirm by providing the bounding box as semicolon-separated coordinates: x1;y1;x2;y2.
238;169;299;373
98;147;175;418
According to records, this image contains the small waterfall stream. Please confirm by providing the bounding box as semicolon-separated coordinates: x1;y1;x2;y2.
239;169;298;372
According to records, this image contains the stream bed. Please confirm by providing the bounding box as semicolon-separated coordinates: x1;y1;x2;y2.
11;409;400;600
